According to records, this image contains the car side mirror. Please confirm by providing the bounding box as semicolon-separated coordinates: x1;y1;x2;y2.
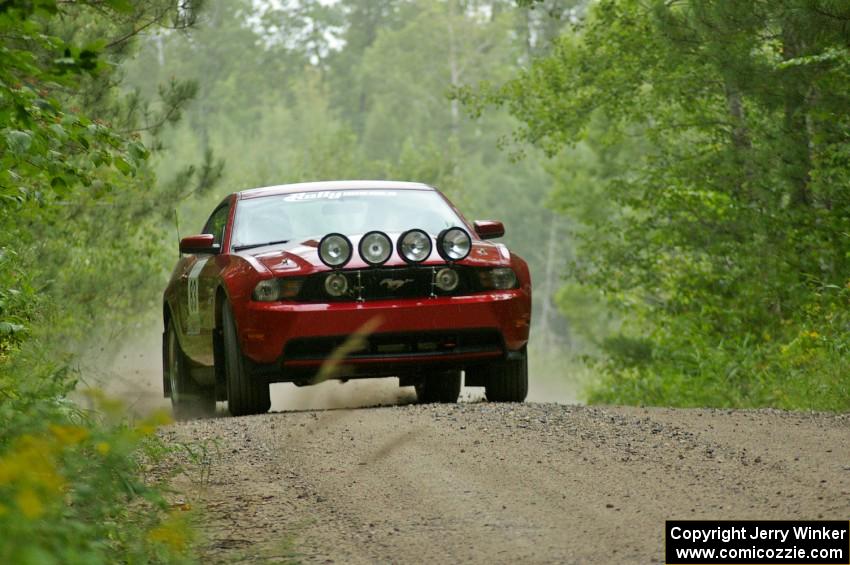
473;220;505;240
180;234;220;255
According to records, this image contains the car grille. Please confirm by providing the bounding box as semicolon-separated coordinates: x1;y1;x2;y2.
283;329;504;363
296;265;476;302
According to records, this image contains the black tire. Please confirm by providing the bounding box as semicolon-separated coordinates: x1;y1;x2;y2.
164;319;215;420
485;353;528;403
415;369;461;403
222;300;271;416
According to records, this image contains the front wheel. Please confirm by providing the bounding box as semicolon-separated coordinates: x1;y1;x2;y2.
483;353;528;403
415;369;461;403
222;300;271;416
164;319;215;420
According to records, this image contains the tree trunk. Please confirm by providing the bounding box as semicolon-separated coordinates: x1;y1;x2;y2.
781;26;813;207
723;78;753;199
538;214;559;351
447;0;460;135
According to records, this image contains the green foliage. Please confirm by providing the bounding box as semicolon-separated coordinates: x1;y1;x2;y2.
0;378;192;564
0;16;141;205
0;0;215;561
480;0;850;410
591;285;850;411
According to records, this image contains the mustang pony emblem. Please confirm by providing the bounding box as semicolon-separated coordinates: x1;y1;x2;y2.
380;278;414;290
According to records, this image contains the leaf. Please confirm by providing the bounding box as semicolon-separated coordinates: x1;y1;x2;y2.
104;0;134;14
128;141;148;161
50;176;67;190
61;113;79;126
777;47;850;70
4;130;32;154
49;123;66;140
113;156;132;175
0;321;25;335
92;151;111;167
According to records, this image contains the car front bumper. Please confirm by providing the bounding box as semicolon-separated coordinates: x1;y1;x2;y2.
236;290;530;376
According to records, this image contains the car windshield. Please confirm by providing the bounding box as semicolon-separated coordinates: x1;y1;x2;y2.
231;189;465;249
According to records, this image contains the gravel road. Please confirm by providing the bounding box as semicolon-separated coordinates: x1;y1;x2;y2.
159;401;850;564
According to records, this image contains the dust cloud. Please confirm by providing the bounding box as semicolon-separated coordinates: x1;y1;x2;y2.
270;380;417;412
90;325;171;416
93;325;580;417
526;351;582;405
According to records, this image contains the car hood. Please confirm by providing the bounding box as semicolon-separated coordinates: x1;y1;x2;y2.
240;233;510;275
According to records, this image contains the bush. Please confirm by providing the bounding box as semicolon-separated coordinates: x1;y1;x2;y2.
587;286;850;411
0;1;212;561
0;355;195;563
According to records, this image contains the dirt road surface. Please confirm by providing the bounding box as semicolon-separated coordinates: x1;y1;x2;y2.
159;401;849;564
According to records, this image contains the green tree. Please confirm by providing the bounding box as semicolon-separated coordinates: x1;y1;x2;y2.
481;0;850;409
0;1;217;560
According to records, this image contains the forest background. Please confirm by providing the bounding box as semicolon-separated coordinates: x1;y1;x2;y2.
2;0;849;561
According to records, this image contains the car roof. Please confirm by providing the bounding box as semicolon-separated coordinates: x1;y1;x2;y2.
237;180;436;199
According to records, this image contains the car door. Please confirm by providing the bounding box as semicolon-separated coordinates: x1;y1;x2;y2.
181;200;231;365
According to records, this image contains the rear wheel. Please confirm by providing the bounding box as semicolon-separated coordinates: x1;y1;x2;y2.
484;353;528;403
222;300;271;416
415;369;461;403
164;319;215;420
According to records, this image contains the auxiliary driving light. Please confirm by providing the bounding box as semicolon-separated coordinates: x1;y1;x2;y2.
359;231;392;266
324;272;349;297
437;227;471;262
398;229;432;263
435;268;460;292
318;233;352;268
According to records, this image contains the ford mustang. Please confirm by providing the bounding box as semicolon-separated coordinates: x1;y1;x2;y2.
163;180;531;417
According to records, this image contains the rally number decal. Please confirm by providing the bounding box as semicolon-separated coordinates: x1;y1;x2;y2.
186;258;208;335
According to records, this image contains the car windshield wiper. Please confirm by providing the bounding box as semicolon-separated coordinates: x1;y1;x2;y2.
233;239;290;252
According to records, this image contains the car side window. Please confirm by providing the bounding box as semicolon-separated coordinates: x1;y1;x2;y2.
203;204;230;246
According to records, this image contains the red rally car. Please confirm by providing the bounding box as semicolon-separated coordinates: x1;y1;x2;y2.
163;180;531;418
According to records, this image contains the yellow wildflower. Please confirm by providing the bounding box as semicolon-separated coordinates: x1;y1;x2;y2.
148;513;189;552
0;436;64;493
49;425;89;446
136;410;173;436
15;488;43;519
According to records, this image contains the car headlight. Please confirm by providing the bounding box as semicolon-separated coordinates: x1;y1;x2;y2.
359;231;392;266
398;229;432;263
478;268;517;290
318;233;352;268
324;272;349;297
252;278;303;301
437;227;471;261
435;268;459;291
